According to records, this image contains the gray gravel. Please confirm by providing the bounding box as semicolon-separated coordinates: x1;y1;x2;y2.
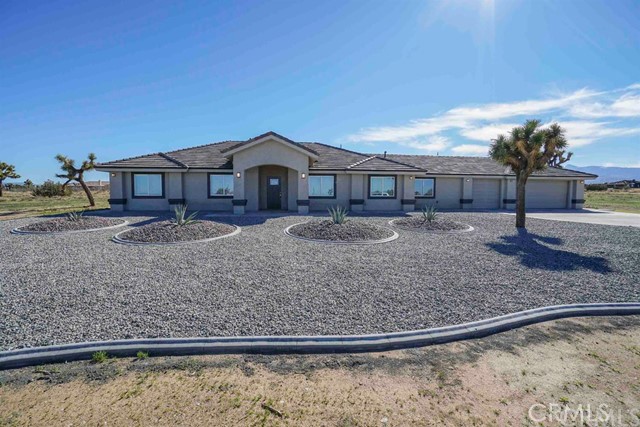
392;216;469;231
1;212;639;350
289;219;394;241
16;217;124;233
116;220;236;243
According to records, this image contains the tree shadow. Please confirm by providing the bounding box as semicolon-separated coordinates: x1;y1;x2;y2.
486;228;612;274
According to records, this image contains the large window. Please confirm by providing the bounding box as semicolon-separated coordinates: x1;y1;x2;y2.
415;178;435;198
133;173;163;198
369;176;396;198
209;174;234;197
309;175;336;198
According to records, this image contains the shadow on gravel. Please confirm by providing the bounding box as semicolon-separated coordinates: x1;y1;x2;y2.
486;228;612;273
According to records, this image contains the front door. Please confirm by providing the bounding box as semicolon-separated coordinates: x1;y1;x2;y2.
267;177;282;209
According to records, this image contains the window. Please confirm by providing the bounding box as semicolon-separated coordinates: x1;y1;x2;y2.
309;175;335;198
209;174;234;197
133;173;163;197
369;176;396;198
415;178;435;198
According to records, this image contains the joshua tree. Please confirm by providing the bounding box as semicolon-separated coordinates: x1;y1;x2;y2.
0;162;20;197
23;179;33;188
55;153;97;206
490;120;568;228
548;149;573;168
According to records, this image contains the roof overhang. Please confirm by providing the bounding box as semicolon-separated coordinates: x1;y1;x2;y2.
222;133;319;160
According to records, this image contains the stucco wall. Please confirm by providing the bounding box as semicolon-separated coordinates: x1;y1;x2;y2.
415;177;462;210
124;172;170;211
182;172;233;211
363;174;402;211
309;173;351;211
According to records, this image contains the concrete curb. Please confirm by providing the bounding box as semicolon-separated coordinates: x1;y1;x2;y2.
1;303;638;370
388;219;474;234
112;225;241;246
11;220;129;235
284;222;399;245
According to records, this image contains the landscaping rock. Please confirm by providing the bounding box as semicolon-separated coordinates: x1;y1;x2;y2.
392;217;470;232
288;220;395;242
16;217;124;233
116;220;236;243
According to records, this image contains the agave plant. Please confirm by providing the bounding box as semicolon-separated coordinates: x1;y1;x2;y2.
66;210;85;222
172;204;198;226
421;205;437;223
328;205;348;225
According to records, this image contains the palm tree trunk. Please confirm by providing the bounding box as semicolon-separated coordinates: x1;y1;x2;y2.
79;179;95;207
515;174;527;228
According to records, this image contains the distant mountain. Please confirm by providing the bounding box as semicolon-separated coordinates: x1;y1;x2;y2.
566;164;640;183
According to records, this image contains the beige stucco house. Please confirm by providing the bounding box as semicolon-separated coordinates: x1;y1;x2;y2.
95;131;596;214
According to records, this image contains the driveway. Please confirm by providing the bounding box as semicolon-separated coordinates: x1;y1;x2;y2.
504;209;640;228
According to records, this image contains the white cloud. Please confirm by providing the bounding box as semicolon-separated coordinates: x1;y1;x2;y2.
346;83;640;156
459;123;519;142
451;144;489;155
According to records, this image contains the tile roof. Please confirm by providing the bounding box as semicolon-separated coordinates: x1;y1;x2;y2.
96;133;597;178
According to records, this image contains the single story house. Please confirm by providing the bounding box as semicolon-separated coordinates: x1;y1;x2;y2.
95;131;597;214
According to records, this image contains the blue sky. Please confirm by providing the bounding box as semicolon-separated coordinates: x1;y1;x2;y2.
1;0;639;183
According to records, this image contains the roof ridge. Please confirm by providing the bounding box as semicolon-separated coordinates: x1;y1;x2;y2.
306;142;368;157
372;155;425;170
96;151;168;166
159;152;189;168
347;155;377;169
547;165;598;176
166;140;240;154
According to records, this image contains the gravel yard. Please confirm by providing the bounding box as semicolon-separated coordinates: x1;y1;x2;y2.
287;219;395;242
391;216;470;232
13;216;124;233
1;212;638;350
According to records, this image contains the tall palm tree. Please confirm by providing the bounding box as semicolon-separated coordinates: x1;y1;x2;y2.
0;162;20;197
489;120;568;228
55;153;97;206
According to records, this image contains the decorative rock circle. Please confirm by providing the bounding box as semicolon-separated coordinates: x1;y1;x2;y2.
284;221;399;245
112;224;241;246
11;219;129;235
388;218;474;234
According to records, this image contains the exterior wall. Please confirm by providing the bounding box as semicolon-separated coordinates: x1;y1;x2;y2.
287;169;298;211
183;172;233;212
309;173;351;211
258;165;289;210
525;179;569;209
124;172;170;211
245;167;260;212
472;178;501;209
363;174;402;211
108;172;126;212
415;177;462;210
573;180;585;209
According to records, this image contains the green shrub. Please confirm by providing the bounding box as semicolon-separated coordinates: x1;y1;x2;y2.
328;205;348;224
66;210;85;221
92;351;109;363
31;180;70;197
421;205;438;223
585;183;607;191
172;204;198;226
136;351;149;360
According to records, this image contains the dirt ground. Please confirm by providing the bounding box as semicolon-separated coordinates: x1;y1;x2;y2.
1;316;639;426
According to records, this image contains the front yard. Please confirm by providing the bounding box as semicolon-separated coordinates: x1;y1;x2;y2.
0;212;638;351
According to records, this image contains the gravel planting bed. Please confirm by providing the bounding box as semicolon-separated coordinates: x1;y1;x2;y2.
1;212;639;350
286;219;396;243
12;217;126;234
114;220;237;244
391;216;472;232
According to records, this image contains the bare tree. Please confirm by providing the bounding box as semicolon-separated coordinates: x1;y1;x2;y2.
55;153;97;206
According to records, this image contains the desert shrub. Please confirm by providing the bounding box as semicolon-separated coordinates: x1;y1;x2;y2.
66;211;85;221
172;204;198;226
32;180;70;197
136;351;149;359
422;205;438;223
92;351;109;363
328;205;348;224
585;184;607;191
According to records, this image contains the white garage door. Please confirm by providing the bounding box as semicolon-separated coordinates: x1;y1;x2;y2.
472;179;501;209
526;180;568;209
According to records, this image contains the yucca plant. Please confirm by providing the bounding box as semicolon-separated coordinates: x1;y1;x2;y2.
172;204;198;226
328;205;348;225
66;210;85;221
422;205;437;223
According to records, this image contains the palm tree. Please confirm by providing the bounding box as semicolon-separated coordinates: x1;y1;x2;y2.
55;153;97;206
0;162;21;197
489;120;568;228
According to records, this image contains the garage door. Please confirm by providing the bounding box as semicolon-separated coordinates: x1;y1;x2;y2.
526;180;568;209
472;179;500;209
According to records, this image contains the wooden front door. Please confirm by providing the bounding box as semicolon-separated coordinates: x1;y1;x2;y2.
267;177;282;209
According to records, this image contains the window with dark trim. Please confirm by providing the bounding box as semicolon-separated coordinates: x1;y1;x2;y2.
308;175;336;198
132;173;164;198
414;178;435;198
208;173;234;198
368;175;396;198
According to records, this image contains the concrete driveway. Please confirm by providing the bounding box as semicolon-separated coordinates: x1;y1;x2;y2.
504;209;640;228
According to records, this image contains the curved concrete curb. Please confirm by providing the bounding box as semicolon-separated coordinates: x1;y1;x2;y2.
388;219;474;234
1;303;638;370
11;220;129;235
112;224;241;246
284;222;399;245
